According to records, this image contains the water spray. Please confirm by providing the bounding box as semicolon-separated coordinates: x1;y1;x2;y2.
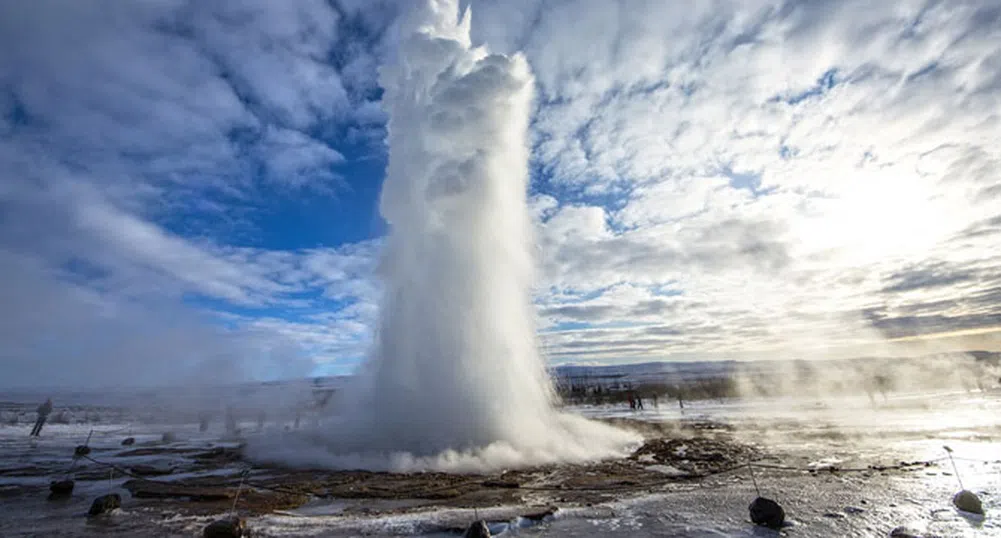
245;0;638;472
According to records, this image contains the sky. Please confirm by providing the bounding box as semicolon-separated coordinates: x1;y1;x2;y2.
1;0;999;388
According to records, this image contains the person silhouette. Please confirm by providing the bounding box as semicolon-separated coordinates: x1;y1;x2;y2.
30;398;53;437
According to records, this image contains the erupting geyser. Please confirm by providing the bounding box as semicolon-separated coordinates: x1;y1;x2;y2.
249;0;638;472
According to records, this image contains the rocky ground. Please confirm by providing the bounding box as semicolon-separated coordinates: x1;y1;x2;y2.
1;417;946;531
3;392;999;537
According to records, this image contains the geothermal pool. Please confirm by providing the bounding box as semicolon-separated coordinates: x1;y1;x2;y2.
1;389;999;537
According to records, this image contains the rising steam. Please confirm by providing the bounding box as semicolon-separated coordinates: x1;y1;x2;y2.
247;0;638;472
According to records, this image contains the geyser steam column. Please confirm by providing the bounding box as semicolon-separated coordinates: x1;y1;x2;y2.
368;0;549;455
357;0;636;464
250;0;637;471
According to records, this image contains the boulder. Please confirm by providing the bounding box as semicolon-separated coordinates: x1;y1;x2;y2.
74;445;91;457
161;432;178;443
87;493;121;516
749;496;785;529
203;516;247;538
889;526;922;538
953;489;984;515
48;479;75;500
121;437;135;446
462;520;491;538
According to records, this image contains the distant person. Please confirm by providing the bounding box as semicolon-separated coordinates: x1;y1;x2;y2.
225;407;238;435
636;396;644;410
198;412;210;432
652;394;658;408
628;392;636;410
30;398;53;437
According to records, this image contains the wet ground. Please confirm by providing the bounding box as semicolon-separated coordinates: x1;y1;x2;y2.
1;390;999;537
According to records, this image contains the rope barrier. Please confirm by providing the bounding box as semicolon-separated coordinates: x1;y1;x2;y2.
79;454;164;484
90;425;134;436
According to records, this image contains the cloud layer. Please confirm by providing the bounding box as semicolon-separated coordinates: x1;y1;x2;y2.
1;0;999;387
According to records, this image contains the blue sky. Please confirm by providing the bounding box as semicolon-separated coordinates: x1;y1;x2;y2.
2;0;1000;388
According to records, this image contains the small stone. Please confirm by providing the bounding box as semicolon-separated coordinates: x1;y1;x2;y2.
749;497;785;529
87;493;121;516
48;480;74;500
121;437;135;446
463;520;491;538
203;516;246;538
953;489;984;515
845;506;865;514
74;445;91;457
823;512;845;519
889;526;922;538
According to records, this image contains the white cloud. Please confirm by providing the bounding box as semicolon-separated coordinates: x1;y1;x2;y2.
2;0;1000;387
475;0;1001;360
0;0;395;387
258;127;345;188
189;0;349;129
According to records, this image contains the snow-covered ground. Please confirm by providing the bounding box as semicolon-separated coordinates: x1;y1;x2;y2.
1;389;999;537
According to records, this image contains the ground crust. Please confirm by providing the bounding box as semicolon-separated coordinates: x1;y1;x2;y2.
2;418;935;522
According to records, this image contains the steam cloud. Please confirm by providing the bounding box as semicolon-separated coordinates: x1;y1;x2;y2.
248;0;638;472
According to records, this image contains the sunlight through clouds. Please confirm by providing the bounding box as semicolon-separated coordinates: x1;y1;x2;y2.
0;0;998;386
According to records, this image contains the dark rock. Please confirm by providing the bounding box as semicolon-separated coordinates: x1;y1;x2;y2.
121;437;135;446
87;493;121;516
161;432;178;443
48;480;75;500
889;526;922;538
482;479;520;489
129;464;174;477
749;496;785;529
193;447;243;463
520;506;557;521
122;480;233;501
953;489;984;515
203;516;246;538
630;437;759;476
462;520;491;538
74;445;91;457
